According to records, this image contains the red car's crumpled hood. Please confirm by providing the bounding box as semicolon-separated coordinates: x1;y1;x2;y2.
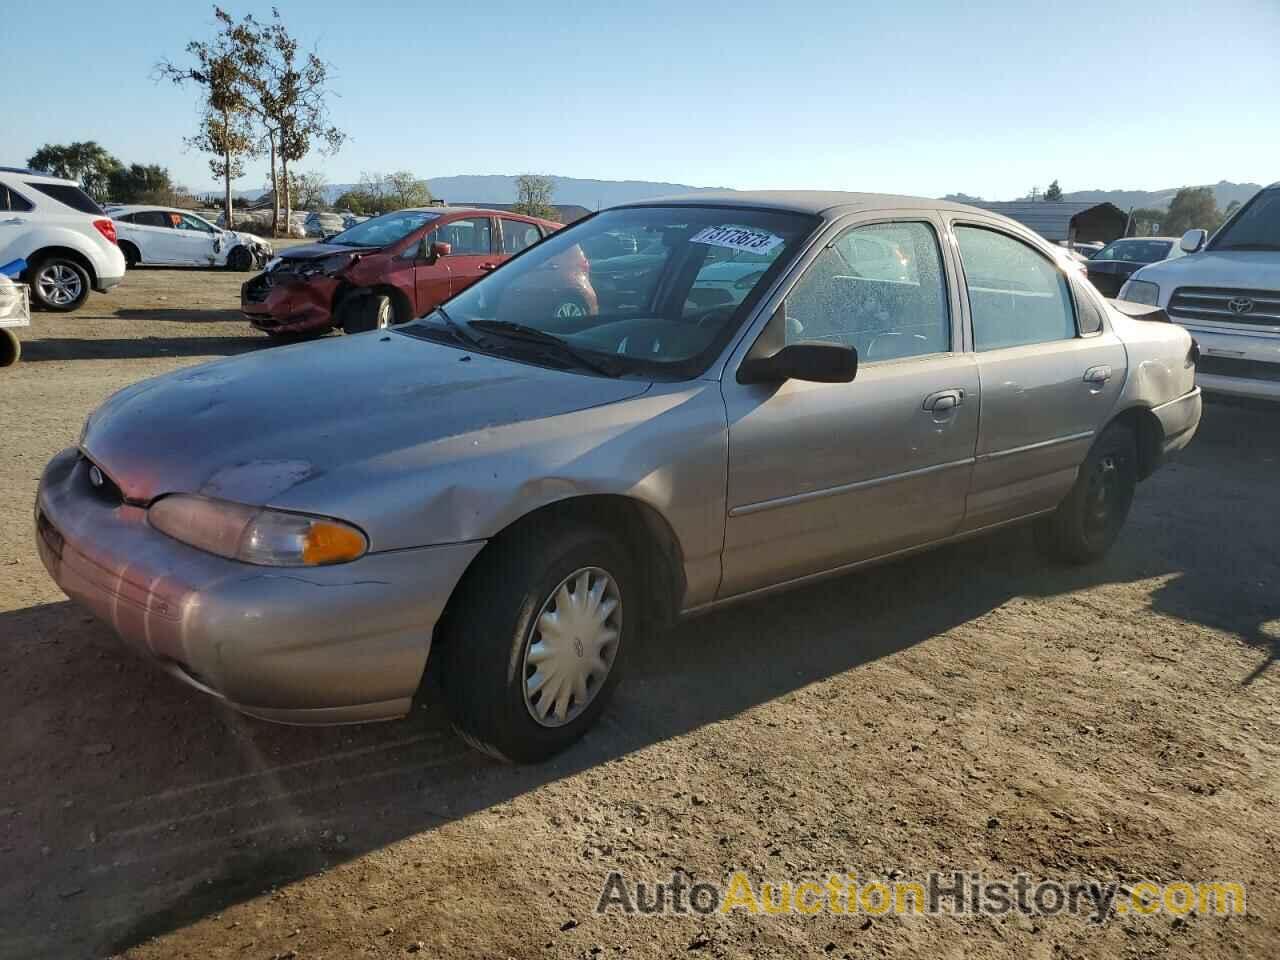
80;333;651;505
278;241;380;260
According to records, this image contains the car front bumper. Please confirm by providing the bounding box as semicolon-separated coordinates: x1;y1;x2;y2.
35;447;484;725
1182;325;1280;402
241;272;338;334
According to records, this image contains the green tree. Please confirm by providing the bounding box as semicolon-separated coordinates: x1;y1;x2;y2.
384;171;431;209
1162;187;1220;236
106;163;175;203
1044;179;1064;202
332;189;370;215
1129;206;1166;236
157;7;259;228
26;141;122;200
512;174;556;220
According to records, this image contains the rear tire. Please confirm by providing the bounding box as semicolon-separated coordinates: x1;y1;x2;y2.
0;329;19;367
29;256;90;312
1034;422;1137;564
119;241;141;269
439;521;636;763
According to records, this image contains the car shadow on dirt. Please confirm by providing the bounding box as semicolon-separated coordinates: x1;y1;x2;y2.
111;308;248;324
18;336;272;362
2;401;1277;958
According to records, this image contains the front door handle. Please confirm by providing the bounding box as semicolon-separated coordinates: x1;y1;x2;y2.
1083;365;1112;385
0;218;27;225
923;389;965;413
479;262;498;272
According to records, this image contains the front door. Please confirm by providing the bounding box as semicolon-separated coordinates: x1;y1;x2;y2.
435;216;498;296
411;230;452;314
170;212;219;265
720;217;979;598
949;221;1128;530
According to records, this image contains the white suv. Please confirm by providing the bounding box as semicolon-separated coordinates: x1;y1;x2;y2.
1119;183;1280;401
0;167;127;312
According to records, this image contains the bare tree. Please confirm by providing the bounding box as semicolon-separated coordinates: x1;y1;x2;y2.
157;8;257;228
292;170;330;210
512;174;556;220
384;170;432;209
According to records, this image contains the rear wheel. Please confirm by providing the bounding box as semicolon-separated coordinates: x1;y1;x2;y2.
439;521;635;763
29;256;90;312
119;241;141;269
1034;422;1137;564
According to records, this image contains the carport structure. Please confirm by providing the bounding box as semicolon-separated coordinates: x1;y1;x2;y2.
966;200;1128;245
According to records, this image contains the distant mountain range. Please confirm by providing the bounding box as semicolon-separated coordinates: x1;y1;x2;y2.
230;175;1266;213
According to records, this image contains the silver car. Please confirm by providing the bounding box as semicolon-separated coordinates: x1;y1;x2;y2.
35;192;1202;762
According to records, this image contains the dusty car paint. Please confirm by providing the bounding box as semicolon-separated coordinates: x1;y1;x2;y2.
38;191;1202;727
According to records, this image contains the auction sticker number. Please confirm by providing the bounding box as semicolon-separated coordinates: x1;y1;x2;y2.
689;225;784;256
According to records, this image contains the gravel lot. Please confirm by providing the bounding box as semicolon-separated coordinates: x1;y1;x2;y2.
1;266;1277;960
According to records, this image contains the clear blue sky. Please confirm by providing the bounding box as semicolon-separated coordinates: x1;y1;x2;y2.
4;0;1277;199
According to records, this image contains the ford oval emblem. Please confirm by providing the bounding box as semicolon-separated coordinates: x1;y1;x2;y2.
88;465;105;488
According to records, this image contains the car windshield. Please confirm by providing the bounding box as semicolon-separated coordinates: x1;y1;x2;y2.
1092;239;1172;262
403;205;818;380
325;210;440;247
1210;189;1280;251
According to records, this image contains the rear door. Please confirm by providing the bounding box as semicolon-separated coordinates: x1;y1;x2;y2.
719;213;979;597
129;210;177;263
949;219;1127;530
435;216;497;295
498;217;544;257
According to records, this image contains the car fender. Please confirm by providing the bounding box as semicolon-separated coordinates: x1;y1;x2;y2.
20;223;124;282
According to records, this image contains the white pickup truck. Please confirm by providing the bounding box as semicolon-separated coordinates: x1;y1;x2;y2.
1119;182;1280;401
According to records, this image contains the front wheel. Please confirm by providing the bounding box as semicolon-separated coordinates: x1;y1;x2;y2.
226;246;254;271
340;292;398;334
0;329;20;367
1034;422;1137;564
439;522;635;763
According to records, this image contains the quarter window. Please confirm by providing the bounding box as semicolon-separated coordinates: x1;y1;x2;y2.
501;218;542;254
25;181;104;215
954;226;1077;350
782;221;950;361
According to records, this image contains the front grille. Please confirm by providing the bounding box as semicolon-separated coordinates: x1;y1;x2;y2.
1169;287;1280;328
1196;355;1280;383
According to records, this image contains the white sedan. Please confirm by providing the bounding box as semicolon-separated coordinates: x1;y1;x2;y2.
108;206;273;271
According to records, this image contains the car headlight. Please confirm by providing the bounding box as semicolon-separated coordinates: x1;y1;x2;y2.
148;494;368;566
264;256;282;272
298;253;354;278
1118;279;1160;306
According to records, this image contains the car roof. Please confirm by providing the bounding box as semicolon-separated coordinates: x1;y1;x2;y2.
612;190;992;220
401;205;556;223
108;204;208;215
0;166;79;185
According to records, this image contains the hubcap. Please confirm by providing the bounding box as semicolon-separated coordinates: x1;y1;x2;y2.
522;566;622;728
37;264;83;306
554;300;586;319
1084;454;1120;542
377;299;393;328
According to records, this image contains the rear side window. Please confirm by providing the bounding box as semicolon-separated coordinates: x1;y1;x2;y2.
131;211;171;228
501;218;542;254
25;182;104;215
0;185;34;212
954;225;1076;351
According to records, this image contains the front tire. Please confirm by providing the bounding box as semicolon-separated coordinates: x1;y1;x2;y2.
340;292;399;334
0;329;20;367
29;256;90;312
439;522;636;763
226;246;254;271
1034;422;1137;564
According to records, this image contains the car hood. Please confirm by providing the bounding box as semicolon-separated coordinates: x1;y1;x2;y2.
278;241;381;261
1132;249;1280;289
81;333;651;506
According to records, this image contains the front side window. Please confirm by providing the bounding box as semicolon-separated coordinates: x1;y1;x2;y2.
1209;188;1280;252
501;218;542;254
781;221;950;361
437;217;493;255
175;213;215;233
954;225;1076;351
403;205;817;380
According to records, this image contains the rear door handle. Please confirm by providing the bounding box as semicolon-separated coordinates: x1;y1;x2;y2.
923;389;965;412
1083;365;1112;384
479;262;498;272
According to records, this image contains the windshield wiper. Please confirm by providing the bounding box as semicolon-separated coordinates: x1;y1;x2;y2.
1218;242;1280;251
468;320;623;377
429;306;485;347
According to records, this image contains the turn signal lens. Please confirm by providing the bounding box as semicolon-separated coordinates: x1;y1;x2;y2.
148;494;368;567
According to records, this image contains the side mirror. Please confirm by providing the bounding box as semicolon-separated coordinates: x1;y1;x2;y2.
1180;228;1207;254
430;241;452;260
738;341;858;385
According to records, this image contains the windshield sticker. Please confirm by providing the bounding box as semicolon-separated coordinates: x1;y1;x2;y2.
689;225;784;255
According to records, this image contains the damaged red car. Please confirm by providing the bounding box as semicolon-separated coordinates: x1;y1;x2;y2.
241;207;585;338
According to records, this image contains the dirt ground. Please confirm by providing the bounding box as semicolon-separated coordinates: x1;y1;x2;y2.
0;265;1277;960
